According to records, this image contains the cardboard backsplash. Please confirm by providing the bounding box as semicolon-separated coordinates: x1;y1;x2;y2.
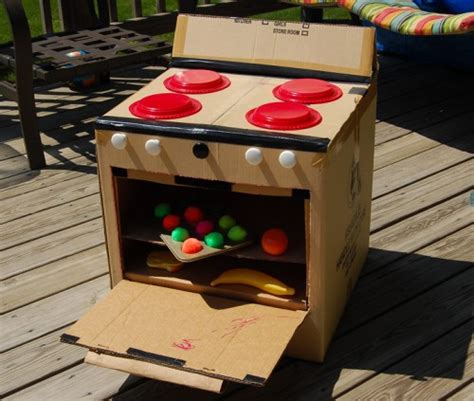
173;15;375;78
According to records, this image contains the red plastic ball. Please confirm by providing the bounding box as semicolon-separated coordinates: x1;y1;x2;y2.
182;238;203;254
261;228;288;256
163;214;181;232
184;206;203;225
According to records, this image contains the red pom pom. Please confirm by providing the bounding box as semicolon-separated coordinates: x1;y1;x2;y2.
163;215;181;232
182;238;203;254
184;206;203;225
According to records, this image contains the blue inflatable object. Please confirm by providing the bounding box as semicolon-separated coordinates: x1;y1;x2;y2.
363;21;474;70
442;0;474;12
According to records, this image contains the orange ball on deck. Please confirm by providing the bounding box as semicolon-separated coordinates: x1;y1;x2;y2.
261;228;288;256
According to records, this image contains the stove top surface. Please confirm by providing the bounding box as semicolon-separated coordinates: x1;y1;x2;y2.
101;68;370;149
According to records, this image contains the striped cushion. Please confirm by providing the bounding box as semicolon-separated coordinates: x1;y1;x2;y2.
338;0;474;34
284;0;338;5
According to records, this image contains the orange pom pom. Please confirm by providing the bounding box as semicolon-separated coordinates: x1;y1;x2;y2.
182;238;203;254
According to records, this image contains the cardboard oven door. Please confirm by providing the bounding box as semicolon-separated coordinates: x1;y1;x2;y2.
61;280;308;393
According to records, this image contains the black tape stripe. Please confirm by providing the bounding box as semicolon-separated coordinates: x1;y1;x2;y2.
60;334;80;344
243;374;266;386
170;58;371;84
95;117;329;152
127;347;186;367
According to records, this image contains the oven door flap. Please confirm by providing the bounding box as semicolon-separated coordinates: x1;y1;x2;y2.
61;280;307;388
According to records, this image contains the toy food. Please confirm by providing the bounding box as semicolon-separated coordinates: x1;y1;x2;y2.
154;203;171;219
182;238;203;254
163;215;181;232
218;214;236;231
210;268;295;296
227;225;247;243
146;250;183;272
196;220;214;237
184;206;203;225
261;228;288;256
171;227;190;242
204;232;225;248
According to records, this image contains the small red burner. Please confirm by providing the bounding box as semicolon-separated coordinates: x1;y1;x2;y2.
129;93;202;120
246;102;322;131
273;78;342;104
164;69;230;94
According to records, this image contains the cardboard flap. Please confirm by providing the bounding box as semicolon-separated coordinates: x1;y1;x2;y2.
173;15;375;78
85;351;224;393
62;281;307;386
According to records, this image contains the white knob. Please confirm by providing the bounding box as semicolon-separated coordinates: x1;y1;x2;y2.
245;147;263;165
145;139;161;156
111;133;127;150
279;150;297;168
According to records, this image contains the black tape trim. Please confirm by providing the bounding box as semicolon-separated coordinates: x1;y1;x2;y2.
292;189;310;199
95;116;329;152
112;167;127;177
243;374;266;386
175;176;232;191
60;334;80;344
171;58;371;84
127;347;186;367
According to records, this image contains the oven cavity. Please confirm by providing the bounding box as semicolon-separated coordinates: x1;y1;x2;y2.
115;174;309;311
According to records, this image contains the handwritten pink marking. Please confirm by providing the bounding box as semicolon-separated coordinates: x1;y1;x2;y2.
172;339;197;350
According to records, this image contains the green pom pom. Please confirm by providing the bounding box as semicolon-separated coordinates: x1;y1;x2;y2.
154;203;171;219
228;225;247;243
171;227;190;242
218;215;236;231
204;232;225;248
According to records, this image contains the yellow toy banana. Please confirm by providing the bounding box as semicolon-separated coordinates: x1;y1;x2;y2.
210;268;295;296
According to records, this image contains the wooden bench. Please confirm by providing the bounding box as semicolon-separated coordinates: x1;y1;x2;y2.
0;0;292;170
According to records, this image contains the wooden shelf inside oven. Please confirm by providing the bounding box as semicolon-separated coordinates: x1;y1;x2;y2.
123;249;308;311
121;219;306;265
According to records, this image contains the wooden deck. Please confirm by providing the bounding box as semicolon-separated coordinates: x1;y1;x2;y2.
1;56;473;400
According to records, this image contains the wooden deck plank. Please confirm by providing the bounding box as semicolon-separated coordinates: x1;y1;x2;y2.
371;160;473;232
0;276;110;352
375;98;474;146
1;193;101;251
446;382;474;401
3;363;143;401
373;112;474;170
0;174;99;224
0;137;96;181
0;328;86;397
337;321;473;401
338;225;473;335
1;245;107;313
0;218;104;280
372;134;473;198
367;192;473;275
219;268;473;401
0;155;96;197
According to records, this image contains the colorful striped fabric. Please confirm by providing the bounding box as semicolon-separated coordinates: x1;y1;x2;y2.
338;0;474;34
284;0;338;5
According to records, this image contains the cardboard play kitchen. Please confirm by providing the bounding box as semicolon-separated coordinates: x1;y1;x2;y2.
61;15;377;392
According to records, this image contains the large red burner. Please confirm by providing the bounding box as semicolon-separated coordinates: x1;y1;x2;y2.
273;78;343;104
129;93;202;120
246;102;322;131
164;69;231;94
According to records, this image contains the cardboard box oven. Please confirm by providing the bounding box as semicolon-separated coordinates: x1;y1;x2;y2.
61;15;377;392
